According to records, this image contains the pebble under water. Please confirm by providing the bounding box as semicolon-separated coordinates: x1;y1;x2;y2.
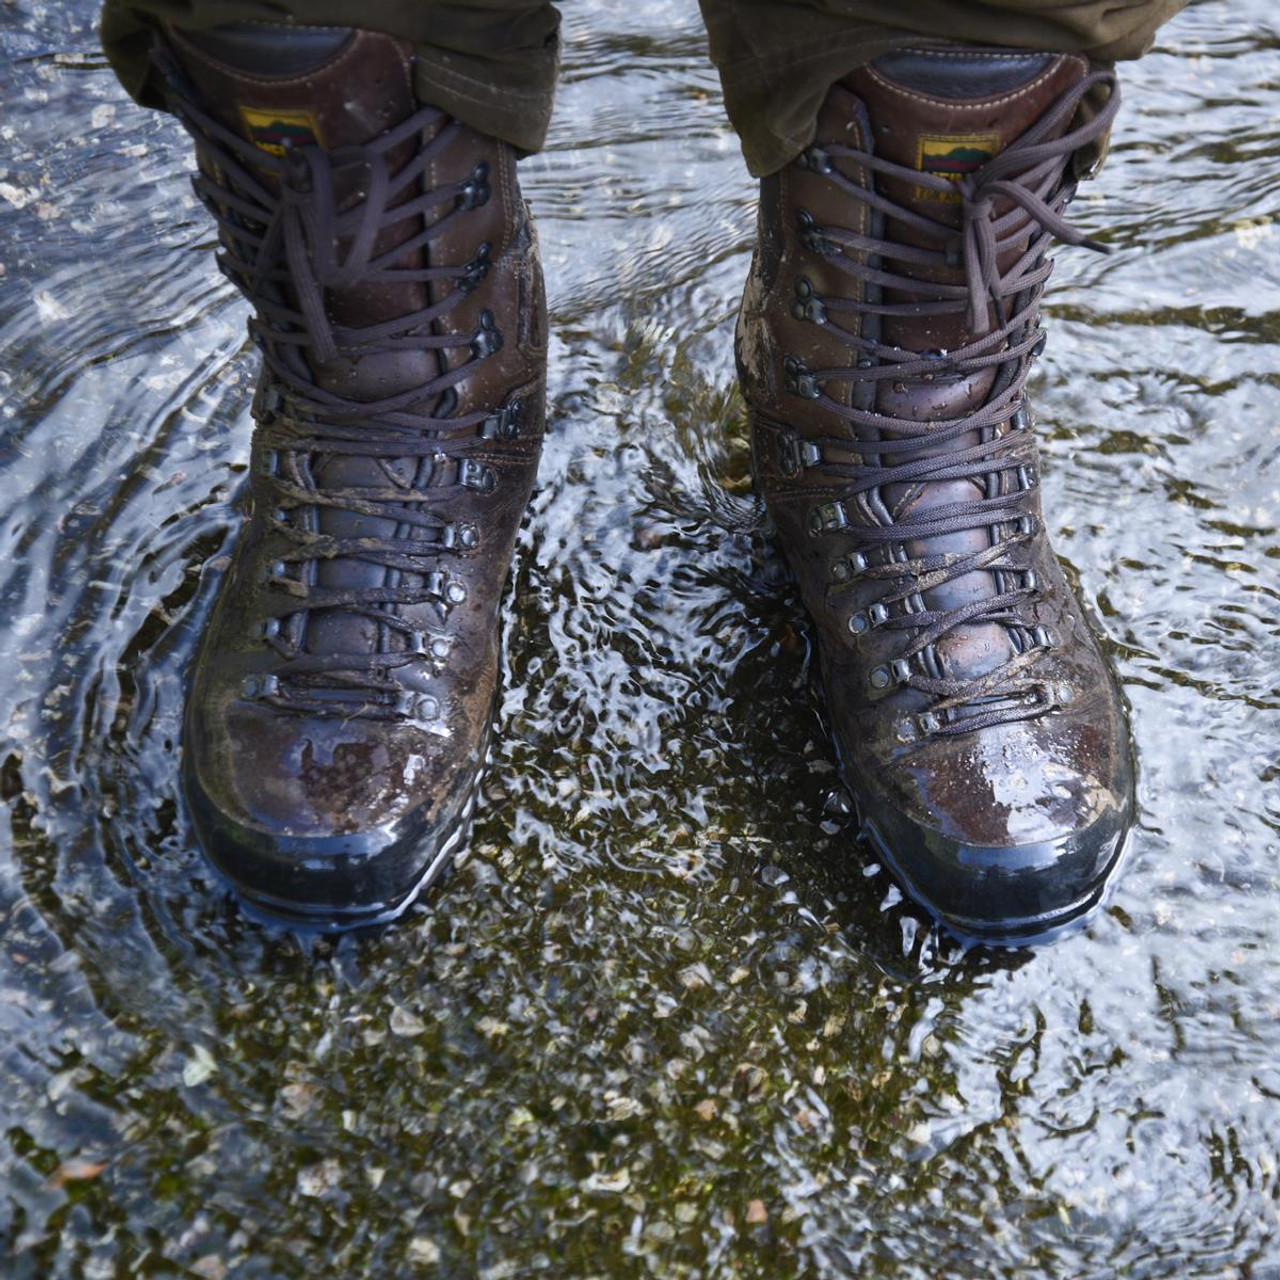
1;1;1278;1275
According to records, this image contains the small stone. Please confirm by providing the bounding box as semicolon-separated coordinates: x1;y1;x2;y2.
604;1093;645;1122
694;1098;717;1122
583;1168;631;1194
390;1005;426;1037
678;963;713;990
182;1046;218;1087
296;1159;342;1197
46;1159;107;1189
746;1200;768;1224
408;1237;441;1266
280;1082;318;1119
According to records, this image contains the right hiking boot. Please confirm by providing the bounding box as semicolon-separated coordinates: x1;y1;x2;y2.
157;22;547;927
738;47;1135;943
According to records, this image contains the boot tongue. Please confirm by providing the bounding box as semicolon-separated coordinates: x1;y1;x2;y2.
844;47;1083;220
162;23;435;395
165;24;441;664
842;48;1088;689
163;23;416;161
844;47;1087;351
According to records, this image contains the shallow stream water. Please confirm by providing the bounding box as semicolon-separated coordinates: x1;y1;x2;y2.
1;1;1278;1275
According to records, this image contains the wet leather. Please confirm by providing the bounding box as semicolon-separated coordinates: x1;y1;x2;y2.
180;23;353;75
872;48;1055;100
737;47;1132;909
167;25;546;891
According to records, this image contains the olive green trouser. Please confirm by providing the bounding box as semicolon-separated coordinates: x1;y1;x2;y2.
100;0;1185;177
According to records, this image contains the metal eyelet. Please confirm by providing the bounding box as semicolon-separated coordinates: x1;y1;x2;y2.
458;241;491;293
869;666;892;690
396;691;440;720
791;295;827;324
459;161;491;211
779;433;822;476
796;144;831;174
459;458;496;492
916;711;942;736
869;602;889;626
260;450;279;477
791;277;827;322
848;612;869;635
440;521;480;550
260;618;281;640
430;637;452;660
783;355;820;399
796;210;829;255
807;501;848;535
445;581;467;605
1024;569;1039;593
480;400;521;440
1033;625;1057;650
243;673;281;699
471;310;503;360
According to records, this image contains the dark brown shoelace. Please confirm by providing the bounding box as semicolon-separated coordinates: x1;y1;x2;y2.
163;72;512;717
787;71;1121;734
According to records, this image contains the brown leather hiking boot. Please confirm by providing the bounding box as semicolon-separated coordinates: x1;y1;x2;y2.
738;46;1134;942
157;23;546;927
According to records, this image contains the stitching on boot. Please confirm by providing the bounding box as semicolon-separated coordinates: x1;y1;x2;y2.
862;56;1086;111
170;26;411;96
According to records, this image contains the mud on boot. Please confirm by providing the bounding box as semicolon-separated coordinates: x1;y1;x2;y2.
737;45;1134;943
158;22;547;927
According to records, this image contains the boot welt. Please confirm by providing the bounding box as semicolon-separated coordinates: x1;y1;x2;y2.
856;791;1133;948
183;721;491;933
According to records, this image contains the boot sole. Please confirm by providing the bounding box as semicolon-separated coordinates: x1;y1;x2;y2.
858;807;1132;949
185;720;492;934
224;790;478;934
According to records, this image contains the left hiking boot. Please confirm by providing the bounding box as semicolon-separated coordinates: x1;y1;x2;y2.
156;23;547;927
737;45;1134;942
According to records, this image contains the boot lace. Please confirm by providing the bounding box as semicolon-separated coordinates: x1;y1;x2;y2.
165;75;520;719
783;70;1120;735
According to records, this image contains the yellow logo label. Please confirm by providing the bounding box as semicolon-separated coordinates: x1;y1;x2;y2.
915;132;1000;201
238;106;323;157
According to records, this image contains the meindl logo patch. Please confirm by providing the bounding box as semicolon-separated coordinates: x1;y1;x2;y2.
238;107;323;157
916;133;999;201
